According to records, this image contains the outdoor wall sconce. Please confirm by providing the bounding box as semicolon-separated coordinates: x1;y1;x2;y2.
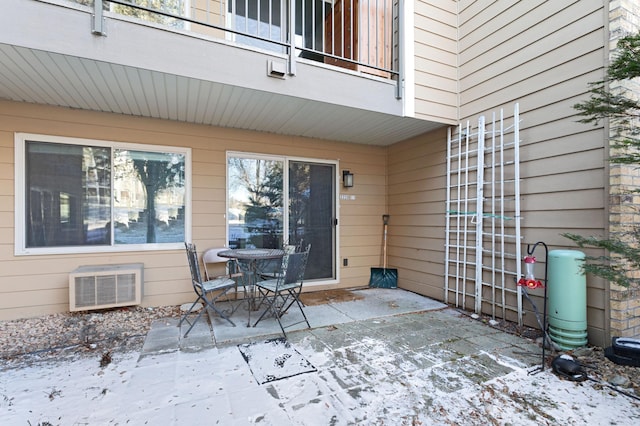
343;170;354;188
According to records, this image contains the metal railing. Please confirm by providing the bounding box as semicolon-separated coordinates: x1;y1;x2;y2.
72;0;401;93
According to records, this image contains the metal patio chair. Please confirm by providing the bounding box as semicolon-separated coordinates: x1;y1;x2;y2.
178;243;238;337
203;246;245;298
252;244;311;337
258;239;302;281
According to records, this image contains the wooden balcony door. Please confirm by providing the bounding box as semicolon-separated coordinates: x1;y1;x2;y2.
324;0;392;77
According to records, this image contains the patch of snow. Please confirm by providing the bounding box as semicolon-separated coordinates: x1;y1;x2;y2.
1;336;640;425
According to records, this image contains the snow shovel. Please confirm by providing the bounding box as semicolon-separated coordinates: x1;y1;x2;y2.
369;214;398;288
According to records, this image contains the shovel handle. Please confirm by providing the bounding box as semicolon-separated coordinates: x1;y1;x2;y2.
383;221;388;269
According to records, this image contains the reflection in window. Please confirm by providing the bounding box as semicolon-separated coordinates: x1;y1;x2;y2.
228;155;336;280
228;156;283;248
59;192;71;225
26;142;111;247
71;0;188;29
114;150;186;244
23;139;186;250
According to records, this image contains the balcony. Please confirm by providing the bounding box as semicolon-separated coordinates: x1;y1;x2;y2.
0;0;445;145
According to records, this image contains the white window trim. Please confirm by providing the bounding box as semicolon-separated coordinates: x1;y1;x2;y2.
14;133;192;256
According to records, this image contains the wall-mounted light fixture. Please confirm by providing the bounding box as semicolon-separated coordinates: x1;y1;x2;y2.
343;170;354;188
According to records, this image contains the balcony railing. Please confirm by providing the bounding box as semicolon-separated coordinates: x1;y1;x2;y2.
68;0;400;91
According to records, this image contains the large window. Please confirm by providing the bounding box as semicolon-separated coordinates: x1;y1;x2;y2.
15;134;190;255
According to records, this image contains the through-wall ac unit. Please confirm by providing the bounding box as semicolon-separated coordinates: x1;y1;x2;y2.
69;263;144;312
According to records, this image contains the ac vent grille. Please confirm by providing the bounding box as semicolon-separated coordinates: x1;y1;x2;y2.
69;264;143;311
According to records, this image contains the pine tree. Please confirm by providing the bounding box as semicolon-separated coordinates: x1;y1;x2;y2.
563;33;640;288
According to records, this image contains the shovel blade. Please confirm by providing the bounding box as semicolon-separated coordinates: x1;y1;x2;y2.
369;267;398;288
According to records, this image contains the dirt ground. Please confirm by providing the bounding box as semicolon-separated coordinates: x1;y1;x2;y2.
299;289;365;306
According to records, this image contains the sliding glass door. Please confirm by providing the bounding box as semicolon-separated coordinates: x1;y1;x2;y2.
227;154;336;281
289;160;334;280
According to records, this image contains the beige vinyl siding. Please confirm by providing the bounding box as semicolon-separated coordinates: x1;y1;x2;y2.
459;0;605;114
387;127;448;301
413;0;458;123
389;0;609;346
0;100;385;320
457;0;608;344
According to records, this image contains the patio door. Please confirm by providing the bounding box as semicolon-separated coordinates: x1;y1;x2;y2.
227;154;336;281
289;160;335;280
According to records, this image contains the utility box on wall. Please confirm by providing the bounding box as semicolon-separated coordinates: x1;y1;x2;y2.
69;263;144;312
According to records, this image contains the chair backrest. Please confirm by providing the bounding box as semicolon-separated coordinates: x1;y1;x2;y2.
202;247;227;264
279;238;303;252
184;242;203;284
202;247;230;280
281;244;311;285
283;244;297;255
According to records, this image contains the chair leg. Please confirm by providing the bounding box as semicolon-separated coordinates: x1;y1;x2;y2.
181;306;209;337
203;289;236;327
252;289;277;327
289;291;311;328
178;298;203;327
179;290;236;338
178;294;213;337
252;288;310;338
273;293;306;339
277;289;310;329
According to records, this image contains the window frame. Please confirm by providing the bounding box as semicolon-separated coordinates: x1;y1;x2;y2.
14;133;192;256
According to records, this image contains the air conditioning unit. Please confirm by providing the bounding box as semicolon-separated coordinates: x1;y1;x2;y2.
69;263;144;312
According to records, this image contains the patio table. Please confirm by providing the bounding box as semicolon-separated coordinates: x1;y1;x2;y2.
218;248;284;326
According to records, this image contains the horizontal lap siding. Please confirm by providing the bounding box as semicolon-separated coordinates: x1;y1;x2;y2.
413;0;458;123
0;100;385;320
458;0;608;344
387;127;448;300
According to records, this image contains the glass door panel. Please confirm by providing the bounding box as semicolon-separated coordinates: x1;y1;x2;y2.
289;161;335;280
228;155;336;281
228;156;283;249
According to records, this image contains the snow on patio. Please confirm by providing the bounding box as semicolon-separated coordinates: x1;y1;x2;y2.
1;331;639;425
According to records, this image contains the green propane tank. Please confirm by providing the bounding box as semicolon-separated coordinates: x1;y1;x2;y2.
547;250;588;350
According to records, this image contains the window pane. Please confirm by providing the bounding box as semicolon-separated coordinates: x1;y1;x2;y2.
113;150;186;244
228;157;283;248
229;0;283;52
26;142;111;247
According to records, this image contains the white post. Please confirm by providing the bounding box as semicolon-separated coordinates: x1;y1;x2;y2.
93;0;106;36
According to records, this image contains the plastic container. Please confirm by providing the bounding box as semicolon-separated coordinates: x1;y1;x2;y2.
547;250;588;350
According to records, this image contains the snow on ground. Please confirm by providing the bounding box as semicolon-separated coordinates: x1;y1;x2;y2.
1;353;140;425
1;336;640;425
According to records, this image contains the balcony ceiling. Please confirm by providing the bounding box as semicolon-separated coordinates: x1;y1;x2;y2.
0;43;443;146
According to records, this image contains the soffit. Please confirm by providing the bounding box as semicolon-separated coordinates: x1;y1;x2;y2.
0;44;444;146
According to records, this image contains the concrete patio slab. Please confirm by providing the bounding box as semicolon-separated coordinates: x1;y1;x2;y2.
4;288;638;425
